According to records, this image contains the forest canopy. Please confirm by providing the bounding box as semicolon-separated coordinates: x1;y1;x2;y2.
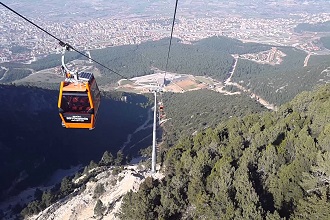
2;36;329;107
119;83;330;220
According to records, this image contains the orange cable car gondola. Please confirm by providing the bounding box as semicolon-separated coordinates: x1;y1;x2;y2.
158;102;165;119
58;46;100;130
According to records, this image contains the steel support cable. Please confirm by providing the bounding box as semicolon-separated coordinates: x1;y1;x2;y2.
0;2;129;80
162;0;184;92
165;0;179;72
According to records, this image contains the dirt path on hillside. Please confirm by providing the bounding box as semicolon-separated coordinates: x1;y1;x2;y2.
0;66;9;81
304;52;311;67
225;54;239;84
224;55;277;111
115;56;277;110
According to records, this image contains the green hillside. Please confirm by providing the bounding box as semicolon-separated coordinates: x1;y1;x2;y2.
119;84;330;219
2;36;329;107
320;36;330;50
161;90;266;148
295;21;330;33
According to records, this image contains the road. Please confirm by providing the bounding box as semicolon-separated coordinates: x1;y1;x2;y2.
115;55;277;110
223;55;277;111
225;54;239;84
304;52;312;67
0;66;9;81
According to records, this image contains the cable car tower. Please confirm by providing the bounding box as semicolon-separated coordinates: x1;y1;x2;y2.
152;89;157;173
150;86;164;173
150;0;178;173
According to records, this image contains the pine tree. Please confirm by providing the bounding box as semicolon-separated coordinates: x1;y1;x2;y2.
60;176;73;195
99;151;114;166
115;150;124;166
94;199;105;216
93;183;105;199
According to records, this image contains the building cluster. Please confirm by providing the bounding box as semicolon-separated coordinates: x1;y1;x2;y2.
239;47;286;65
1;8;330;63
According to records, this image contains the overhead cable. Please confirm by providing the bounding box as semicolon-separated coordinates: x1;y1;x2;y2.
165;0;179;71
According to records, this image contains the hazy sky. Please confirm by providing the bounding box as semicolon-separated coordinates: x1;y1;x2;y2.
1;0;330;21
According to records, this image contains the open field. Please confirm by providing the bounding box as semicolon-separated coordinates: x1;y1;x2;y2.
115;71;212;93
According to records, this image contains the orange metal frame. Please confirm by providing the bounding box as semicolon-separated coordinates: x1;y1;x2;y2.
58;81;96;129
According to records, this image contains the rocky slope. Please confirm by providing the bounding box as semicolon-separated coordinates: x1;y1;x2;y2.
28;165;164;220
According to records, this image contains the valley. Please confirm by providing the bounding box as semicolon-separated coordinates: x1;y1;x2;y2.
1;1;330;219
